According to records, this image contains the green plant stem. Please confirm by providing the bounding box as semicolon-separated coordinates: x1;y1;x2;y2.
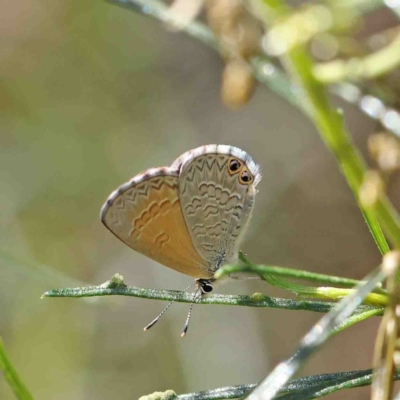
0;338;34;400
175;368;400;400
217;263;387;305
43;274;382;315
236;252;387;301
217;261;385;292
333;308;383;333
267;275;388;306
314;32;400;83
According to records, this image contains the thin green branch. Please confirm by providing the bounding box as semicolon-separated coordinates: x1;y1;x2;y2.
306;370;397;400
177;385;256;400
220;255;385;290
231;253;387;302
276;369;400;400
314;32;400;83
362;209;391;255
267;275;387;306
43;273;382;315
217;263;387;305
0;338;35;400
143;369;400;400
332;308;383;333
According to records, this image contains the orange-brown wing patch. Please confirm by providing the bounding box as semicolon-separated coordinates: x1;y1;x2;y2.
102;173;211;279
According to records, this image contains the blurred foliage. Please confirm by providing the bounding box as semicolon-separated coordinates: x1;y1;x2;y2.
3;0;400;399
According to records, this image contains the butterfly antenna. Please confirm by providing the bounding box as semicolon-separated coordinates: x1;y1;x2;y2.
181;286;203;337
181;302;195;337
143;282;196;331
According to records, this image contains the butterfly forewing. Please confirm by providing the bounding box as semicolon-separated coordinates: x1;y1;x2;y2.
101;169;211;279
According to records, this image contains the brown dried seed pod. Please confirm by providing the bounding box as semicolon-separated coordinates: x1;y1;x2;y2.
235;13;263;59
205;0;262;60
205;0;242;36
205;0;261;108
221;59;255;109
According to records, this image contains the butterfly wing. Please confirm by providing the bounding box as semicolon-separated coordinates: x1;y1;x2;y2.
101;168;211;279
176;145;261;272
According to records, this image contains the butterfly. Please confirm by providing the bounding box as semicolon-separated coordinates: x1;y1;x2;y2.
101;144;261;335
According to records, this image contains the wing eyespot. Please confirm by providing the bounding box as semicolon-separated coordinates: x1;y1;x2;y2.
239;168;253;185
228;157;242;175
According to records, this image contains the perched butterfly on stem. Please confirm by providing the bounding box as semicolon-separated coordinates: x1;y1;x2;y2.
101;144;261;335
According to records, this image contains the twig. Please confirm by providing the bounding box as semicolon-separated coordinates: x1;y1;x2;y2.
42;273;382;315
140;368;400;400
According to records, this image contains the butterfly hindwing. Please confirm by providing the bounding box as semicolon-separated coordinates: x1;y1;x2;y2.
177;146;259;272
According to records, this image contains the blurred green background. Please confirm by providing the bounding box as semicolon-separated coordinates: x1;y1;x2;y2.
0;1;388;399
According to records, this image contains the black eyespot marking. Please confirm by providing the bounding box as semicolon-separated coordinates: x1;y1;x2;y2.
230;160;240;171
239;170;253;185
228;158;242;175
242;171;250;181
